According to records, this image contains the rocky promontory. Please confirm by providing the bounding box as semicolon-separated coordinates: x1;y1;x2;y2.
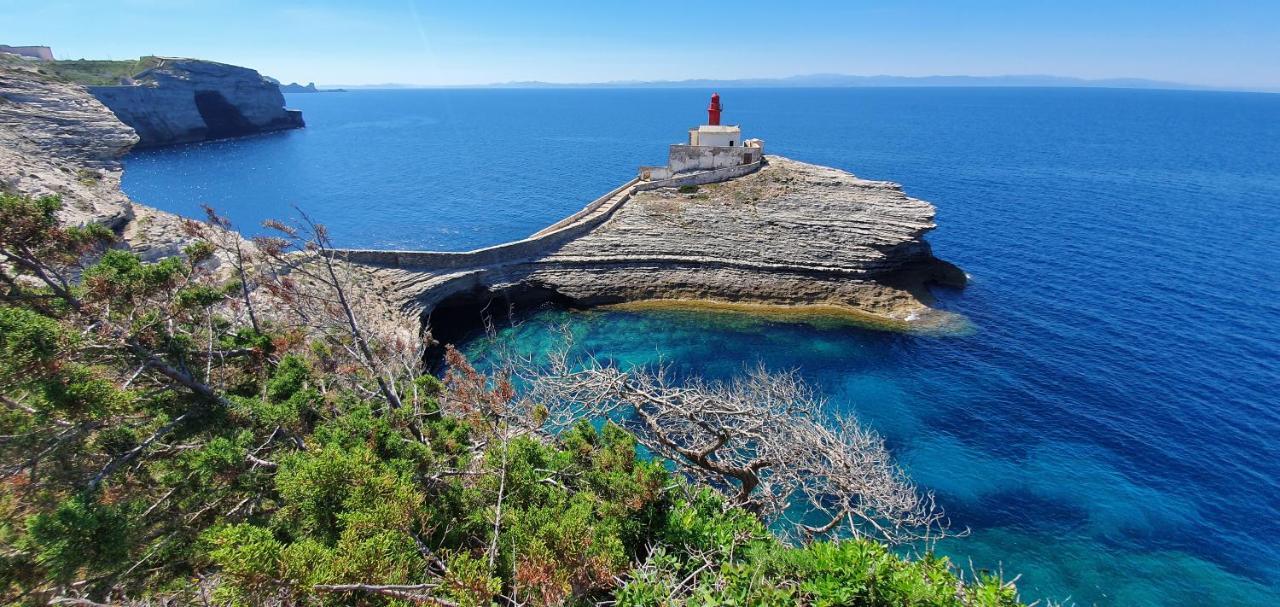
1;58;138;231
336;158;967;345
89;57;304;147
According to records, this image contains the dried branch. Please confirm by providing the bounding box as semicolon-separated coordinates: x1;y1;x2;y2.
497;338;951;547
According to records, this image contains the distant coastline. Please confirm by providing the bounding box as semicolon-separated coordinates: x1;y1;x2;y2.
319;73;1274;94
279;81;346;93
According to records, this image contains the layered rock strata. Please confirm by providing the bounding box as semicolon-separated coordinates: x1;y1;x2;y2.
89;58;303;147
2;57;964;350
1;59;229;260
0;59;139;231
339;157;966;342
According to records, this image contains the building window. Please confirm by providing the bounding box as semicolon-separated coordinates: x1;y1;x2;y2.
729;140;735;146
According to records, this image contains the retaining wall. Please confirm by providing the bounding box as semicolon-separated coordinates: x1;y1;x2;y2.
635;160;764;192
668;145;761;173
333;177;640;269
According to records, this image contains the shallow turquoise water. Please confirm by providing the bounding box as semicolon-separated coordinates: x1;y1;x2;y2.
122;88;1280;605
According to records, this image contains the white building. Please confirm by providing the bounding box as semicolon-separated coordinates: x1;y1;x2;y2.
688;124;741;147
0;45;54;62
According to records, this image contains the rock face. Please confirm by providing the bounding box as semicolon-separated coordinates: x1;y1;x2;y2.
338;157;966;344
534;158;965;317
1;55;964;347
0;59;138;230
89;58;303;147
0;59;206;259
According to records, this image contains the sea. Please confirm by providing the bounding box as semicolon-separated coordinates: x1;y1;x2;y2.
121;87;1280;606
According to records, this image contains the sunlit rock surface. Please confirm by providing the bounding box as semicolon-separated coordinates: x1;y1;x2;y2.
346;157;966;340
89;58;303;147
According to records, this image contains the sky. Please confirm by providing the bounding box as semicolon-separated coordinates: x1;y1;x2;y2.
5;1;1279;90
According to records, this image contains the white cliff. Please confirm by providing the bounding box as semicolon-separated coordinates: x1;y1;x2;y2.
89;57;304;147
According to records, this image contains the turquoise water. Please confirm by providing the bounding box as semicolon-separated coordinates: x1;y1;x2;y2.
122;88;1280;605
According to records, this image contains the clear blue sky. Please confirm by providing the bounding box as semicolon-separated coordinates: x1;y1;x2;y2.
6;1;1279;89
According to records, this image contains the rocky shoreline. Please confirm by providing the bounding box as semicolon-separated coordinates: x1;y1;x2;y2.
1;58;191;260
1;58;965;353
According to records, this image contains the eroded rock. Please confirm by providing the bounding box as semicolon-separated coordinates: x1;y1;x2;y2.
349;157;967;338
89;58;303;147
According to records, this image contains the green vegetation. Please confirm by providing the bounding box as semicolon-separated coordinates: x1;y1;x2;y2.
18;56;163;86
0;192;1026;605
677;185;700;194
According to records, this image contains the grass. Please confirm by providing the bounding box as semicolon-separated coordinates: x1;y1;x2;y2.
75;168;102;186
21;56;163;86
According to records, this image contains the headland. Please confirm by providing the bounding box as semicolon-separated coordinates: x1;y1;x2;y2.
331;94;965;347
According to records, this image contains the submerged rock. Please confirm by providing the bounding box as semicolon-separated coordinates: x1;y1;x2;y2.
89;57;303;147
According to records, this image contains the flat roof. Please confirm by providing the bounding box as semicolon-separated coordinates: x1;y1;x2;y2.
693;125;741;133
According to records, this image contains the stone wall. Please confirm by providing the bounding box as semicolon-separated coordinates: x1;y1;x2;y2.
638;165;673;181
668;145;761;173
635;160;764;192
334;177;640;269
0;45;54;61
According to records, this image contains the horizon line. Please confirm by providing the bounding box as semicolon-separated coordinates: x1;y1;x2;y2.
309;72;1278;95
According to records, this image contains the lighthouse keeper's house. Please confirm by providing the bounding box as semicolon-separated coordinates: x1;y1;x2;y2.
639;93;765;185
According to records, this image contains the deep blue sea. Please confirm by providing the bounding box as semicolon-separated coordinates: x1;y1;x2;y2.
122;88;1280;606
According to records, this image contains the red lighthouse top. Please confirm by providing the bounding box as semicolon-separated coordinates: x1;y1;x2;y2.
707;93;722;126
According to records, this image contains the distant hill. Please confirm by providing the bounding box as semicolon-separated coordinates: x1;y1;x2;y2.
277;81;345;93
479;73;1213;91
323;73;1242;92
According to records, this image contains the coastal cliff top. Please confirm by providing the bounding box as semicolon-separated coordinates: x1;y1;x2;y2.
0;60;138;229
548;157;940;274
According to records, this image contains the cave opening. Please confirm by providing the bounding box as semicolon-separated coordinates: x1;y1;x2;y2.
193;90;256;139
423;283;580;371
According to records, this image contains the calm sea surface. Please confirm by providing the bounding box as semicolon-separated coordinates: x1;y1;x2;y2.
122;88;1280;606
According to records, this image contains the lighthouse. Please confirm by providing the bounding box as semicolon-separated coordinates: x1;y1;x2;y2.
637;93;765;183
687;93;741;147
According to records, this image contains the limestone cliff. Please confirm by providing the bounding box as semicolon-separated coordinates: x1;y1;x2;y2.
1;58;203;259
535;158;965;320
89;58;303;147
337;158;967;343
0;59;137;230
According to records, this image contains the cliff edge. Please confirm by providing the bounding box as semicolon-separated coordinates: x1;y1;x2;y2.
0;58;137;231
89;57;304;147
1;58;223;260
